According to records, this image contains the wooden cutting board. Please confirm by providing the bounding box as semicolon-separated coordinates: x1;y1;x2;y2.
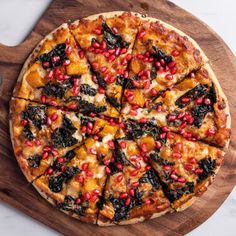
0;0;236;235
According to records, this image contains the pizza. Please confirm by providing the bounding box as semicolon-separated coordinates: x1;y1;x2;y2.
9;11;230;225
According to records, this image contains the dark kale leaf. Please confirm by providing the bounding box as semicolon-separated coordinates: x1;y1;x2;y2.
175;84;208;108
79;99;107;115
109;189;143;222
106;96;120;109
80;116;94;127
113;140;134;167
90;67;107;88
27;154;41;168
58;195;75;211
207;84;217;104
96;195;106;210
80;84;97;96
125;76;139;89
197;157;216;183
150;64;157;80
52;127;78;148
38;43;67;69
164;182;194;202
21;104;46;129
149;151;175;166
23;124;34;140
152;46;173;64
116;75;125;86
102;22;130;49
74;201;89;215
42;82;66;99
62;115;76;133
139;169;160;190
64;150;76;161
191;104;212;127
49;166;80;193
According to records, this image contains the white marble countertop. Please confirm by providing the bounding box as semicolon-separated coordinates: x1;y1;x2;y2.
0;1;235;235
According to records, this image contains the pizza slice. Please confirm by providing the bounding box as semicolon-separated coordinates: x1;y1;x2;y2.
97;131;170;225
32;116;120;223
123;119;225;210
13;24;119;117
122;65;230;148
122;16;208;111
70;12;141;111
9;98;106;182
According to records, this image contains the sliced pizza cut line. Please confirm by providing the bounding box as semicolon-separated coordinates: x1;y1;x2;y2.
13;23;119;118
97;129;171;225
122;64;230;148
70;12;142;112
32;117;120;224
122;119;225;211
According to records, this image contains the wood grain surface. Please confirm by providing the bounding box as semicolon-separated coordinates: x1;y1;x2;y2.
0;0;236;235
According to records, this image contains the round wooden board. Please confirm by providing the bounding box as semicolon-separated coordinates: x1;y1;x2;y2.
0;0;236;235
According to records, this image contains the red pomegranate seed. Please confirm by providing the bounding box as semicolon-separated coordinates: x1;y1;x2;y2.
181;97;190;103
120;48;127;54
189;157;197;164
66;46;72;55
89;148;97;155
105;166;111;174
54;68;61;75
34;139;41;146
131;169;139;176
92;62;99;68
171;50;180;57
185;163;193;171
116;174;123;183
75;198;81;204
165;74;173;80
164;165;172;171
76;175;84;184
84;192;91;200
115;47;121;56
125;197;131;206
195;97;203;104
93;189;100;195
129;189;135;197
93;42;100;48
21;119;28;126
42;61;50;68
145;165;152;171
108;140;115;149
167;115;177;121
112;27;118;34
204;98;211;105
100;66;107;73
206;128;216;135
51;112;58;121
98;87;105;94
119;141;126;149
170;174;178;181
79;50;84;59
137;54;144;60
94;28;102;35
138;30;146;39
135;161;141;169
155;141;162;149
167;133;174;139
120;192;128;199
65;38;70;44
173;152;182;159
41;95;47;103
141;143;148;153
47;117;52;126
178;177;186;183
162;126;170;132
108;55;116;62
139;117;147;123
25;140;33;147
86;170;93;177
46;70;54;79
144;199;151;205
131;181;139;188
43;146;52;152
168;61;176;68
42;152;49;159
100;41;107;50
160;133;166;139
151;88;158;96
170;67;177;75
52;56;60;63
57;157;64;163
126;54;132;61
46;167;53;175
81;163;89;171
195;168;203;175
52;149;59;157
116;163;124;170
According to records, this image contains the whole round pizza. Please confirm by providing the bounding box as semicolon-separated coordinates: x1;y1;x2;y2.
9;12;231;225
